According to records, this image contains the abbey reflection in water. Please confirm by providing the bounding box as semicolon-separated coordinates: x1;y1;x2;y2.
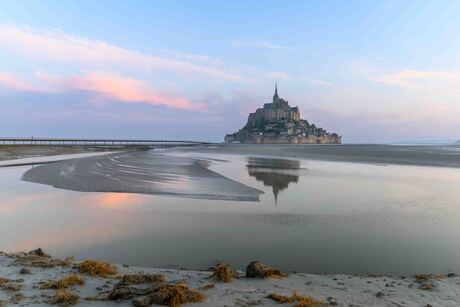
246;157;301;202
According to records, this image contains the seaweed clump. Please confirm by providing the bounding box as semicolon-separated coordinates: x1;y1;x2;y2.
0;277;11;286
14;249;72;269
109;280;206;307
267;292;327;307
134;283;205;307
211;262;237;282
78;259;117;277
50;289;79;306
414;273;445;291
41;274;85;289
414;273;445;283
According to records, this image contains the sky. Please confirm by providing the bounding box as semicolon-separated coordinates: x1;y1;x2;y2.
1;1;460;143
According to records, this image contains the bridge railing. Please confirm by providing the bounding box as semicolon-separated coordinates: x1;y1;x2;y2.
0;137;211;147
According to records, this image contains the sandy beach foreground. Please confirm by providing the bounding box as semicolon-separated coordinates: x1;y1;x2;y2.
1;250;459;307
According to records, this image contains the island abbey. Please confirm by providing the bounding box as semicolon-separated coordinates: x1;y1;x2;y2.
225;85;341;144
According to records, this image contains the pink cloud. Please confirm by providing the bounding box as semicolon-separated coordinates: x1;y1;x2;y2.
372;69;460;89
39;71;207;111
0;24;249;83
0;72;44;93
0;69;206;111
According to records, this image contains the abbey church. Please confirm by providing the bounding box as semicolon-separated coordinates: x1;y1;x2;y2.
225;85;341;144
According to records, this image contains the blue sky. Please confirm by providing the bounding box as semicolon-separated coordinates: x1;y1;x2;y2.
1;1;460;142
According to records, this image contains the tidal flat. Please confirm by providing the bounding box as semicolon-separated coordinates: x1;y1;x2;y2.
1;144;460;306
0;145;120;163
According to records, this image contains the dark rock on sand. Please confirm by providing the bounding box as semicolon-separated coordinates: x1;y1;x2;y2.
246;261;286;278
133;295;152;307
28;248;47;257
327;296;338;305
19;268;31;275
1;282;22;292
107;282;152;300
109;280;205;306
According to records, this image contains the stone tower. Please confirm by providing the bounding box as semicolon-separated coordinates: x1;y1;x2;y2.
273;82;279;102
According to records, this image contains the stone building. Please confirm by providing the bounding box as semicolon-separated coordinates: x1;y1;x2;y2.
247;84;300;123
225;84;341;144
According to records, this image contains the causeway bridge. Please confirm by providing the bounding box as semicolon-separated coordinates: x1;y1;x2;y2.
0;137;211;148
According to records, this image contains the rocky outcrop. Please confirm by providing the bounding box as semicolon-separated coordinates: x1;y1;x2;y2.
246;261;286;278
225;85;341;144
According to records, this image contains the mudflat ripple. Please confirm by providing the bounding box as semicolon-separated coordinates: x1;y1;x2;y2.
22;151;263;201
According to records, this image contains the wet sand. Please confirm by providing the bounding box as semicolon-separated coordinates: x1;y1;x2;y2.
186;143;460;168
22;151;263;201
0;145;121;162
7;143;460;168
18;143;460;203
2;144;460;305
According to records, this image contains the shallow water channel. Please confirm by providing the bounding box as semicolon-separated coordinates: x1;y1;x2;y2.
1;149;460;275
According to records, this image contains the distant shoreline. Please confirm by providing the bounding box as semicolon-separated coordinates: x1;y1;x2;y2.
0;145;130;162
182;143;460;169
2;143;460;169
0;145;153;168
2;142;460;171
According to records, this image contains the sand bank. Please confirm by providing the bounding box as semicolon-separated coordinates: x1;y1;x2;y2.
21;151;263;201
0;250;459;306
4;143;460;168
0;151;128;168
0;145;122;163
185;144;460;168
18;143;460;202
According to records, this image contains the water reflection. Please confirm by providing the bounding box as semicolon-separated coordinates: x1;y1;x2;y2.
3;152;460;275
246;157;301;202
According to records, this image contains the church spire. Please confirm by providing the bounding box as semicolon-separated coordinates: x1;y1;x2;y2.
273;82;279;101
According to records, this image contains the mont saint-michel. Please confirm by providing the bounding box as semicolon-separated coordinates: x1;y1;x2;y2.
225;85;341;144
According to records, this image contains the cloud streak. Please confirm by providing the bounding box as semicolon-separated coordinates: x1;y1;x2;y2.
0;70;206;111
0;72;45;93
232;40;289;50
47;72;207;111
0;24;249;82
372;69;460;91
158;49;223;65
